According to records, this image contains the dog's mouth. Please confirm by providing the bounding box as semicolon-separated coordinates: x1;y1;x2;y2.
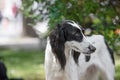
73;46;93;62
73;46;80;52
82;51;93;55
73;46;94;55
74;46;79;50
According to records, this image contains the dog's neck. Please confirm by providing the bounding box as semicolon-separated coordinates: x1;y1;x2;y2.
64;43;72;61
63;43;79;80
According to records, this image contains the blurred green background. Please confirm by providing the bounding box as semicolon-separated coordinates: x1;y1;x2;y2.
22;0;120;54
0;50;45;80
0;0;120;80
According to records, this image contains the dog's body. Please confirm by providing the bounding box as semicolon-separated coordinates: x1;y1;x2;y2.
76;35;115;80
44;20;114;80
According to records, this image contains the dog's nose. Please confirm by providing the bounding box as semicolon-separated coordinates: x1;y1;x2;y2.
88;45;96;52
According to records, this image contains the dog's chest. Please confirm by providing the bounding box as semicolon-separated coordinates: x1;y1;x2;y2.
50;54;78;80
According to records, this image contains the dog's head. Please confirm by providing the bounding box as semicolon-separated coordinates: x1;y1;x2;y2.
63;20;96;54
50;20;96;69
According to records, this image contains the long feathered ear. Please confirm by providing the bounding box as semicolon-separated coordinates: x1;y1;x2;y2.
56;24;65;41
49;23;66;69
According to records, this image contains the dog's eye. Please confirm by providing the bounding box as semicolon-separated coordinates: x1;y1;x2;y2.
75;33;80;37
74;33;79;36
73;31;80;36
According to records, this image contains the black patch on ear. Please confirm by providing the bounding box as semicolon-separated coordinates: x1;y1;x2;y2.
71;50;81;64
49;23;66;69
104;40;115;65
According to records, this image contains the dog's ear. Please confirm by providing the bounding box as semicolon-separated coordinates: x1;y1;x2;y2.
49;23;66;69
56;23;65;42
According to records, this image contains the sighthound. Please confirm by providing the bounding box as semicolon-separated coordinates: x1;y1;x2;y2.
44;20;114;80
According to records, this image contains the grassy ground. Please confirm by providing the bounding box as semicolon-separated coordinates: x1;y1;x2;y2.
115;54;120;80
0;49;120;80
0;49;45;80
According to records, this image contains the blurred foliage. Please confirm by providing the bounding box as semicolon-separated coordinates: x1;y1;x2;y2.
47;0;120;52
22;0;120;54
21;0;42;25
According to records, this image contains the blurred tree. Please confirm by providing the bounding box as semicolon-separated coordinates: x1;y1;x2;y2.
21;0;40;37
22;0;120;54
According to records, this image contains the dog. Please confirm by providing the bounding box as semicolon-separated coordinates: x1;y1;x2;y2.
44;20;96;80
72;35;115;80
0;61;8;80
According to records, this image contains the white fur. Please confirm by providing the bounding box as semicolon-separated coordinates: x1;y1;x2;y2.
44;21;95;80
68;21;81;29
78;35;115;80
45;37;78;80
45;35;115;80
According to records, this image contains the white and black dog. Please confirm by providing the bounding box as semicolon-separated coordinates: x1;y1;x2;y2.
44;20;115;80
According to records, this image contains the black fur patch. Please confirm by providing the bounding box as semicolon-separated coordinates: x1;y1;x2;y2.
49;20;84;69
49;24;66;69
85;55;91;62
104;41;115;65
71;50;81;64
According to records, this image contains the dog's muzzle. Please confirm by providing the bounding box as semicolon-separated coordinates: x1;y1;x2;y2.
85;45;96;62
88;45;96;53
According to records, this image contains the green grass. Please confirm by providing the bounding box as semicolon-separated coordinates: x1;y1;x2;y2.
0;49;45;80
115;54;120;80
0;49;120;80
116;65;120;80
